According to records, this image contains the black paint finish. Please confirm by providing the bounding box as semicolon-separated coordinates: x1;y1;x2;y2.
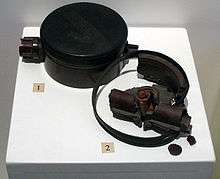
40;2;128;88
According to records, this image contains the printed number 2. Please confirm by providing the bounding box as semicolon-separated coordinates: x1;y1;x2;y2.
105;145;110;152
101;142;115;153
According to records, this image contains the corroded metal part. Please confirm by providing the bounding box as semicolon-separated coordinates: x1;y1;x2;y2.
168;144;182;156
187;135;196;145
137;51;189;105
19;37;45;63
109;85;192;138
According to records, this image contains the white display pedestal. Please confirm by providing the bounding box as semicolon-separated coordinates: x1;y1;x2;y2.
6;27;215;179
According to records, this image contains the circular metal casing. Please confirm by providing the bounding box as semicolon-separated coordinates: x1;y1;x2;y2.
40;2;128;88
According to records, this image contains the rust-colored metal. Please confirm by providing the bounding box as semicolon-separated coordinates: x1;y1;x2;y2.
109;89;137;113
187;135;196;145
19;37;45;63
109;85;192;137
168;144;182;156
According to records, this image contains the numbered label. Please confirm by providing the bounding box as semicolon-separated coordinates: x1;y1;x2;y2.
33;83;45;92
101;142;115;153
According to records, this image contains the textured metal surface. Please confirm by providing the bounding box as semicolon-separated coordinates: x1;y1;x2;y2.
109;85;192;137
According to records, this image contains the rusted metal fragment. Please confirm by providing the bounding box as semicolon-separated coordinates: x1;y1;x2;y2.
109;85;192;138
19;37;45;63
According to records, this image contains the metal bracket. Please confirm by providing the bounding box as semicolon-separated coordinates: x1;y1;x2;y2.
19;37;45;63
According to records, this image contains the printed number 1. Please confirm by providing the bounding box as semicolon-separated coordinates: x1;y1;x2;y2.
33;83;45;92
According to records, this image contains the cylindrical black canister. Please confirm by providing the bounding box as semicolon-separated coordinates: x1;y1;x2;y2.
39;2;128;88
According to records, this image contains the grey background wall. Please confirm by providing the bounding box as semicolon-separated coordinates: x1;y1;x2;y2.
0;0;219;178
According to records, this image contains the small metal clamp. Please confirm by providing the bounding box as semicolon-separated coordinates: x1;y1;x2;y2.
19;37;45;63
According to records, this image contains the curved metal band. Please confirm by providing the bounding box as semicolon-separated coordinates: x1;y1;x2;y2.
137;50;189;104
92;50;189;147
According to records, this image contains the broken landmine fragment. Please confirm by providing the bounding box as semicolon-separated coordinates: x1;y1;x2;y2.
109;85;192;138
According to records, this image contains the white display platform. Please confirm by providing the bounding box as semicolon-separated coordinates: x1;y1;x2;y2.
6;27;215;179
